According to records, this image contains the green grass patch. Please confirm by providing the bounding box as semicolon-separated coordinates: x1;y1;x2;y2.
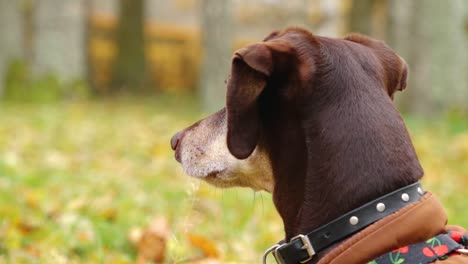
0;96;466;263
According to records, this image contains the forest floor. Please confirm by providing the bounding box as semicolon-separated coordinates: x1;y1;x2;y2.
0;95;467;263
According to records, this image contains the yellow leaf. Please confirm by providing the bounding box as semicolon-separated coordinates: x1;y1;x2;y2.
187;233;220;259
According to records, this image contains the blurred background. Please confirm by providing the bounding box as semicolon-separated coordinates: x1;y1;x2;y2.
0;0;466;263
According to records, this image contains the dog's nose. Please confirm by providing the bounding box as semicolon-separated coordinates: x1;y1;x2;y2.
170;131;182;150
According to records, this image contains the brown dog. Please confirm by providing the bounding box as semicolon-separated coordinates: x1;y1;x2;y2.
171;28;468;263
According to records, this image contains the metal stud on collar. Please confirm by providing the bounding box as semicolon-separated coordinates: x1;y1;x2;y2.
401;193;410;202
417;187;424;195
349;216;359;225
376;203;386;212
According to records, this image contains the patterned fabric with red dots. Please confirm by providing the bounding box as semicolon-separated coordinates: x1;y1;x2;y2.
368;231;468;264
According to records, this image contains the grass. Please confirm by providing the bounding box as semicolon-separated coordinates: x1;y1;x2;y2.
0;95;466;263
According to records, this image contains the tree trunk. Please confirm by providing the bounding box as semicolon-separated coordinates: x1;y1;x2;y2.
33;0;86;82
90;0;118;16
389;0;468;115
315;0;341;37
87;0;118;93
112;0;146;92
349;0;375;35
199;0;233;112
0;0;23;96
387;0;416;111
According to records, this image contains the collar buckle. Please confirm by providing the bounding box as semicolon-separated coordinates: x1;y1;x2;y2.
289;234;315;263
263;244;282;264
264;235;315;263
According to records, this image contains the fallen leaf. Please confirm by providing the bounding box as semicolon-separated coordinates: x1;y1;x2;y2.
76;230;94;243
129;216;170;264
187;233;220;259
99;207;118;221
24;245;41;257
16;221;40;235
186;258;221;264
67;197;87;211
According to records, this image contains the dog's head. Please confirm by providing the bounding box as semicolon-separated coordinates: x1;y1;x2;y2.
170;107;274;191
171;28;410;194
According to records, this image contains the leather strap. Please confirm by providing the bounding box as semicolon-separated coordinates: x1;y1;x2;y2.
271;182;424;264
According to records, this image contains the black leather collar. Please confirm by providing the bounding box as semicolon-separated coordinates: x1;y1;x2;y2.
263;182;425;264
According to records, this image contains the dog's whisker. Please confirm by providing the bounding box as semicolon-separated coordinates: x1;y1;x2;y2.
259;191;265;218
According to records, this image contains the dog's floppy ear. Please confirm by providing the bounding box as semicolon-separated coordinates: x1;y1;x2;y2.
394;57;408;92
226;44;272;159
383;56;409;99
345;34;409;98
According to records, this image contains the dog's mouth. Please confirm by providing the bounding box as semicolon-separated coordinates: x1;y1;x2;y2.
203;169;244;188
200;169;240;183
205;169;224;177
181;159;227;177
183;167;242;188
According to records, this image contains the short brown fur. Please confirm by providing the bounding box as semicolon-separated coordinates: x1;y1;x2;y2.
172;27;424;263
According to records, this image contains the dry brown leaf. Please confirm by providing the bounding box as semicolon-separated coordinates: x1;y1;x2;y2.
187;233;220;259
99;207;118;221
24;245;41;257
128;216;170;264
16;221;40;235
76;230;94;243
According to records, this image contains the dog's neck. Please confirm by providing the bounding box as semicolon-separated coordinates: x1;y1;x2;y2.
266;66;423;264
